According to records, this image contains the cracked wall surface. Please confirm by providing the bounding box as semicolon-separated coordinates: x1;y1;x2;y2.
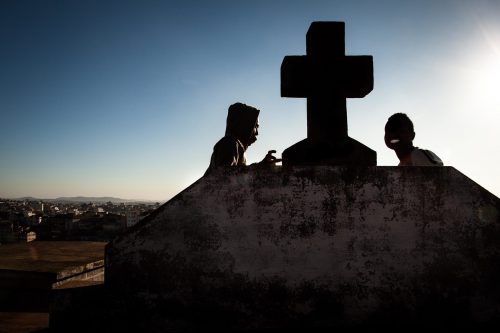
104;166;500;331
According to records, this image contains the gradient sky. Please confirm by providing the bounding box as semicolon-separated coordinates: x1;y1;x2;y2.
1;0;499;201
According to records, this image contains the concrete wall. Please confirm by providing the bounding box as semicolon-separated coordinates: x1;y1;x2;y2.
0;241;106;312
105;166;500;331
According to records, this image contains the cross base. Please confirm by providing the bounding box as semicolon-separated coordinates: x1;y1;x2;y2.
282;137;376;166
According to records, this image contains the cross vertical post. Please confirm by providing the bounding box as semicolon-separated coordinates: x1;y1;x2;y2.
281;21;376;166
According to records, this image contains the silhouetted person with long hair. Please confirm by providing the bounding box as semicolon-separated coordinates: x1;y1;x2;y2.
384;113;443;166
205;102;279;175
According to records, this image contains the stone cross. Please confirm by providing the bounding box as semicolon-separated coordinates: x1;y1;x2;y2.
281;21;377;166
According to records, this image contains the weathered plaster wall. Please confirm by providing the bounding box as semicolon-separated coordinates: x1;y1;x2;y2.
105;166;500;330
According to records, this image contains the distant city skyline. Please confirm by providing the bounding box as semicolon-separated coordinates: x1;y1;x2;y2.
1;0;499;201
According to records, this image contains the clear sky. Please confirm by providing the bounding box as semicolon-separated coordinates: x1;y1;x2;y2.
1;0;499;201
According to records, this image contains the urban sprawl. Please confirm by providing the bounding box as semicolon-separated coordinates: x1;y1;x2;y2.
0;198;161;244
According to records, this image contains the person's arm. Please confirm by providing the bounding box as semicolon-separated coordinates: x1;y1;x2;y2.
259;150;282;165
248;150;282;168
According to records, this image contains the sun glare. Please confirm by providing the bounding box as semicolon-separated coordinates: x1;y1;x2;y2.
466;22;500;109
470;55;500;101
460;44;500;112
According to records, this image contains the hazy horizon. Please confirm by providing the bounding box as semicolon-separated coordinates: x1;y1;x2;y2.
1;195;162;203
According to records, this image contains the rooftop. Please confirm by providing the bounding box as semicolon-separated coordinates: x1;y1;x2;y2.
0;241;106;275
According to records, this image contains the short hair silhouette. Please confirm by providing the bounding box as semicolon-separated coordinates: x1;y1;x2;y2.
385;113;414;133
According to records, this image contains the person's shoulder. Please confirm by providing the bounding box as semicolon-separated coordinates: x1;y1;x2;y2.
412;148;443;166
213;136;245;156
215;136;243;148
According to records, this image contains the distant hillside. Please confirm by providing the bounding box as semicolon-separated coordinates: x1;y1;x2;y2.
53;196;144;203
13;196;157;204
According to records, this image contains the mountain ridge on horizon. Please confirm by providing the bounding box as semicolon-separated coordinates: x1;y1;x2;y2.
5;196;160;204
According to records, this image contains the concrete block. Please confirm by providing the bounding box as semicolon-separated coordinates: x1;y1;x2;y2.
103;166;500;330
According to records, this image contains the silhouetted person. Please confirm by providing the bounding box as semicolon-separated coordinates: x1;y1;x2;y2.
205;102;279;175
384;113;443;166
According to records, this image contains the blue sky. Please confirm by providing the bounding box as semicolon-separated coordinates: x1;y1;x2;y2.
1;0;499;201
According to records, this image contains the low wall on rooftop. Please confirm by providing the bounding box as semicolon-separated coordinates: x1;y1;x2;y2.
103;166;500;331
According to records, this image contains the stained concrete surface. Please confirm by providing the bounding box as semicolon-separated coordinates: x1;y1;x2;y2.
95;166;500;331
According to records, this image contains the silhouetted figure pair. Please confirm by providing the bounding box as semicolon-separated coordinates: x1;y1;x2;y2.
207;105;442;171
207;23;442;170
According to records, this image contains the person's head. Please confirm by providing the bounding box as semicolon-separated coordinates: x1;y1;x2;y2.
384;113;415;151
248;118;259;146
225;102;260;148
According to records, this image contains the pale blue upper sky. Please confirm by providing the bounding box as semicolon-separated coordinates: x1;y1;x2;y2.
1;0;499;200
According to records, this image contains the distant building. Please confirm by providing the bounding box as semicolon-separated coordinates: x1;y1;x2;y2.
19;230;37;242
0;221;15;244
49;213;75;232
25;213;43;226
126;211;141;228
103;214;127;233
0;202;9;212
30;201;44;213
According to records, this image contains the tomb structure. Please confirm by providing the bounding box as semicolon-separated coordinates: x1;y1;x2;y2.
99;166;499;331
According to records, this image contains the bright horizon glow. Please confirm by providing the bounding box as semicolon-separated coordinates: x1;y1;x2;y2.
1;0;499;201
460;19;500;111
466;55;500;107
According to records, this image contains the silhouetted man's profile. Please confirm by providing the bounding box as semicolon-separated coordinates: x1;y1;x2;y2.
385;113;443;166
205;102;279;174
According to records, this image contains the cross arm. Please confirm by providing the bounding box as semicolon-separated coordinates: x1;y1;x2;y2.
281;55;373;98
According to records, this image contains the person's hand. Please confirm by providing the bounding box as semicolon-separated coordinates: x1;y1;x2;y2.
259;150;282;166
